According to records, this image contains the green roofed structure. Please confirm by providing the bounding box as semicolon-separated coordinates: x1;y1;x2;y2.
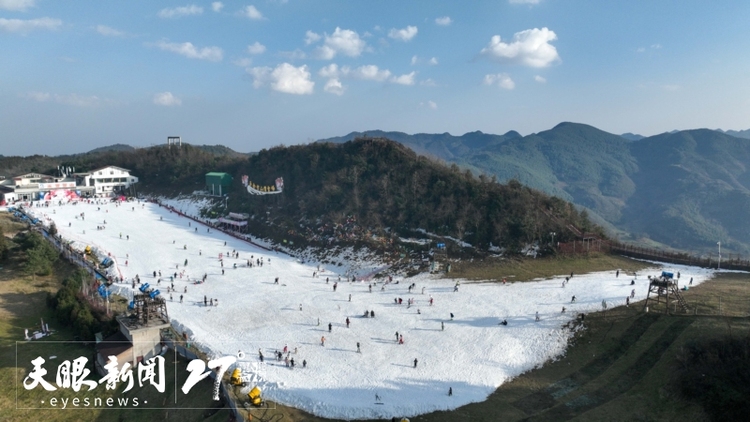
206;172;232;196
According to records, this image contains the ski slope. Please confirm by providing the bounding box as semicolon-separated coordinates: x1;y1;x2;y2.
26;199;717;420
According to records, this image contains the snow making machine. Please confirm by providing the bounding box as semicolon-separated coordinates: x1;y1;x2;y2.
247;386;263;406
230;368;243;386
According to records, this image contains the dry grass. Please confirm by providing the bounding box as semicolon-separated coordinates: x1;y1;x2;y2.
446;253;651;283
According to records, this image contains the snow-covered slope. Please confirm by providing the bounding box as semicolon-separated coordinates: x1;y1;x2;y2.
27;199;715;420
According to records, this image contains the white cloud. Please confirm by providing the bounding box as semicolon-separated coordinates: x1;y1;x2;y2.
314;27;366;59
157;5;203;18
480;27;560;68
247;41;266;55
636;47;645;53
95;24;124;37
651;43;662;49
318;63;340;79
304;30;321;45
0;0;35;11
427;100;437;109
429;57;438;65
249;63;314;95
154;40;223;61
435;16;452;26
351;65;391;81
240;5;263;20
319;64;345;95
388;25;418;42
153;92;182;106
0;17;61;34
313;45;336;60
211;2;223;12
390;71;416;85
24;91;102;107
509;0;540;4
326;27;367;56
534;75;546;83
319;63;414;88
249;67;271;88
233;57;252;67
420;78;436;87
411;55;418;65
484;73;515;90
324;78;344;95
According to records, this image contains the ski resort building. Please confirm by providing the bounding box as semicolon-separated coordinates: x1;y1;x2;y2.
0;166;139;205
75;166;139;196
0;172;79;203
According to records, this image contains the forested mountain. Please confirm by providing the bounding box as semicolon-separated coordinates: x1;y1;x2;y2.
233;138;593;251
2;141;594;253
319;124;750;254
626;129;750;252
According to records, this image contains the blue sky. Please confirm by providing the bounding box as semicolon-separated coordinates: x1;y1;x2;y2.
2;0;750;156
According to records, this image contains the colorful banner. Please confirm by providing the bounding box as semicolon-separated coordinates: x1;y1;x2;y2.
40;189;81;201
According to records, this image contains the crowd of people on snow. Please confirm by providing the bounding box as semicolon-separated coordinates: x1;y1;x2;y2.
19;195;667;418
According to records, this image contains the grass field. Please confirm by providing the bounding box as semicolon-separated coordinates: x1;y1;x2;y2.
447;253;651;283
2;212;749;421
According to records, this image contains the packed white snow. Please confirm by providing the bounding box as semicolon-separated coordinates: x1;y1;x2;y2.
25;199;717;420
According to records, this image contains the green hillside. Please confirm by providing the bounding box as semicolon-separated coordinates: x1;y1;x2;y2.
231;138;594;251
319;124;750;254
626;129;750;252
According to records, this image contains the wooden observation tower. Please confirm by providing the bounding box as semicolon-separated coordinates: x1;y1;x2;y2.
643;271;689;314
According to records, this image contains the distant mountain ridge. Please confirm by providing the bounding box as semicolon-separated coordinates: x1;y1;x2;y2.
86;143;247;157
87;144;135;154
620;133;645;141
318;124;750;254
718;128;750;140
319;129;522;161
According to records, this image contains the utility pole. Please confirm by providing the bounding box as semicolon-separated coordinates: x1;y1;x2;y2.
717;241;721;270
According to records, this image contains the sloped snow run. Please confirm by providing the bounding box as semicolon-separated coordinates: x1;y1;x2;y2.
26;199;717;420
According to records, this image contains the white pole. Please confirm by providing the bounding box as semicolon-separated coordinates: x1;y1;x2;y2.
718;241;721;270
